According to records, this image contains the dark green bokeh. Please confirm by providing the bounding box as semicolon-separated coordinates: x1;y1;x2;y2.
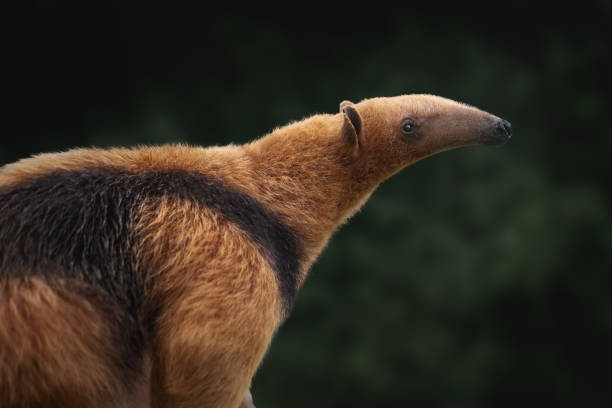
4;5;611;407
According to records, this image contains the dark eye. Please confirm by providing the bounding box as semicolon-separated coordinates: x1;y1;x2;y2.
402;121;418;134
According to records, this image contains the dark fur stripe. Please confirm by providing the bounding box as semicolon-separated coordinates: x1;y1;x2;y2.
0;167;302;318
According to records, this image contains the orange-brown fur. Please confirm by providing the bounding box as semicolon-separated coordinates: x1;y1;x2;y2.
138;200;279;407
0;95;507;407
0;278;133;407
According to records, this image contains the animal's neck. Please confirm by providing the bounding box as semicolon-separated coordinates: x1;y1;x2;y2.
243;115;380;285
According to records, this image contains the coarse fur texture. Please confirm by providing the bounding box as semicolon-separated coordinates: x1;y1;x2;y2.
0;95;510;407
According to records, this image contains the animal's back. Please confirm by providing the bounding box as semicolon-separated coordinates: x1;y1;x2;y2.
0;146;288;407
0;164;153;407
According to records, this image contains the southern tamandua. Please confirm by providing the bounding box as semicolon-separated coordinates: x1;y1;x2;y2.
0;94;511;407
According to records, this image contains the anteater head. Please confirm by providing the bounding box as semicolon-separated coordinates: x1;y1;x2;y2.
339;94;511;180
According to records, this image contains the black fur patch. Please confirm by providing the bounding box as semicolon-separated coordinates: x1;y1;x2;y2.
0;167;302;322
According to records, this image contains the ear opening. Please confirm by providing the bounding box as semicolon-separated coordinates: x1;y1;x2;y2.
339;101;363;155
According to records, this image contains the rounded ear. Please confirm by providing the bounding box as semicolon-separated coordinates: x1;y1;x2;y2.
339;100;355;112
339;100;363;154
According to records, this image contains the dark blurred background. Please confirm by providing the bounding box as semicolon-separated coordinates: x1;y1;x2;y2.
4;3;612;407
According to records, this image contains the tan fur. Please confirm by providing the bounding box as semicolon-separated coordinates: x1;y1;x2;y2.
137;199;279;407
0;95;506;407
0;278;132;407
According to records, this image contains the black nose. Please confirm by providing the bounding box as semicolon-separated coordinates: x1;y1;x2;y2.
496;119;512;139
482;118;512;146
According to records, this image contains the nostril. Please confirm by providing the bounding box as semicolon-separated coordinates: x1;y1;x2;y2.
496;120;512;138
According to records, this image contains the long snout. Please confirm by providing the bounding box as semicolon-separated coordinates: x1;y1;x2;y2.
398;96;513;161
